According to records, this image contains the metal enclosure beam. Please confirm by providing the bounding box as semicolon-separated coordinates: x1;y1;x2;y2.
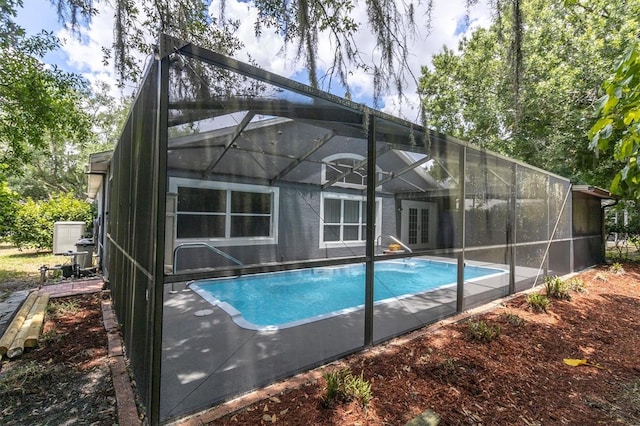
203;111;255;175
456;145;466;313
150;54;170;426
364;115;376;346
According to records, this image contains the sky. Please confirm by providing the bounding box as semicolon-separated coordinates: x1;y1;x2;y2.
16;0;492;121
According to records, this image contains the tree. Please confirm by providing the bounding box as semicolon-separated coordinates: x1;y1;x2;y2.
47;0;531;107
418;0;639;189
0;10;93;181
589;43;640;200
0;181;18;238
7;82;130;200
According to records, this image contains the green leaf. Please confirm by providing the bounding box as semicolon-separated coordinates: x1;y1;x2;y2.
603;95;620;114
623;108;640;125
621;164;630;181
589;133;601;151
594;94;609;115
610;173;622;194
590;117;613;136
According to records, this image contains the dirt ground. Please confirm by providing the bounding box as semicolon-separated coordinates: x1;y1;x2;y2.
0;293;117;425
1;264;639;425
214;264;640;425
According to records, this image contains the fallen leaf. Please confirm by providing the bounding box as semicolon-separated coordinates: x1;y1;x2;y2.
563;358;587;367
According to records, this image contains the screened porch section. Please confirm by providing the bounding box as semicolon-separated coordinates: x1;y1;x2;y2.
101;35;608;423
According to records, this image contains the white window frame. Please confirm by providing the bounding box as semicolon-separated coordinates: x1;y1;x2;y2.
322;153;383;190
169;177;279;246
319;192;382;249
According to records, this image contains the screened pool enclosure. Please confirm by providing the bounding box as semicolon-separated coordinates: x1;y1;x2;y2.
87;34;610;423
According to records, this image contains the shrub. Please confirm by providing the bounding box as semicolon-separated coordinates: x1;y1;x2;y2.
500;311;525;326
344;371;372;407
322;368;350;404
566;277;587;293
467;319;501;342
0;182;19;239
544;276;571;300
9;193;93;250
527;293;550;313
609;262;625;275
322;368;372;408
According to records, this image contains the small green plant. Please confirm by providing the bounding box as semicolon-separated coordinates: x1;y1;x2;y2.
322;368;372;408
466;319;501;342
439;357;457;375
544;276;571;300
595;271;608;281
500;311;525;326
40;324;62;344
527;292;550;313
48;299;80;317
322;368;350;404
344;371;372;407
609;262;625;275
566;277;587;293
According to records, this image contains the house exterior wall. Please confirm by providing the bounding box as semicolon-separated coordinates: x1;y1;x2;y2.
170;177;397;270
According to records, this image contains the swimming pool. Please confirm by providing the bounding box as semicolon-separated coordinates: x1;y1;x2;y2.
189;259;506;330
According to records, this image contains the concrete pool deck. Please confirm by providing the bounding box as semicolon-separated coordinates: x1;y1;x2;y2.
159;259;544;422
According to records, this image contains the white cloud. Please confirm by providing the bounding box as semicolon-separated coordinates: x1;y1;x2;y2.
218;0;492;115
53;0;493;114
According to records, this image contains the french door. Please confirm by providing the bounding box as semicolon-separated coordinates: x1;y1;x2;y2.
401;201;436;250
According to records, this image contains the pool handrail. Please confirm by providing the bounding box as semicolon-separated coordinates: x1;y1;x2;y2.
389;235;413;253
172;242;244;274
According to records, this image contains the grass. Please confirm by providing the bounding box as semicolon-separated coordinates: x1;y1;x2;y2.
0;361;60;397
48;299;81;317
0;242;69;288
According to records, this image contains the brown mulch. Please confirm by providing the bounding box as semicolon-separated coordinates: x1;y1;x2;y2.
1;264;640;425
0;293;117;425
212;264;640;425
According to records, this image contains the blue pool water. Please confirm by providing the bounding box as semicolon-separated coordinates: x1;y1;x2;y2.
190;259;505;329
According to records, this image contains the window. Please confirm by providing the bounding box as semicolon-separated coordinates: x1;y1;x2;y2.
169;178;279;245
322;153;382;189
320;193;381;248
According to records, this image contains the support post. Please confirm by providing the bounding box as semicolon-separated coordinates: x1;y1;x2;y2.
149;50;170;426
509;163;517;295
456;144;466;313
364;114;376;346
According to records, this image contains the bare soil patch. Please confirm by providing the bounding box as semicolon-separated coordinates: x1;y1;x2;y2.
213;264;640;425
0;293;117;425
